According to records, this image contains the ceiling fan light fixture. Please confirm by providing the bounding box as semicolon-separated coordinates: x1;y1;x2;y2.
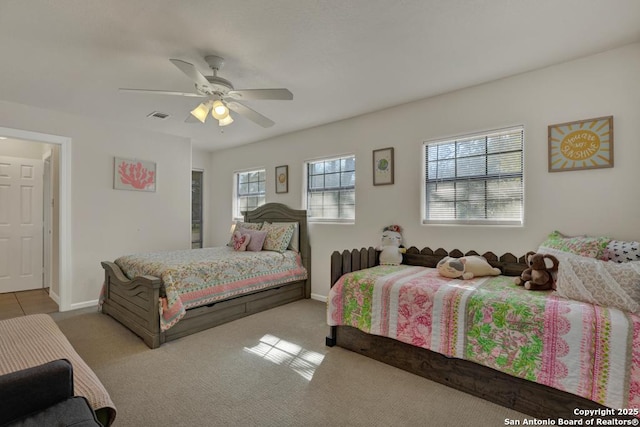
211;100;229;120
123;57;292;128
190;101;211;123
218;115;234;127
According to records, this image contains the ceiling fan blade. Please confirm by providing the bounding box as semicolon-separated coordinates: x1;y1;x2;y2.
226;89;293;101
169;59;211;89
119;88;205;97
226;101;275;128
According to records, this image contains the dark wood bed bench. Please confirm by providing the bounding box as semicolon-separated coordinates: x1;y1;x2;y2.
326;246;629;421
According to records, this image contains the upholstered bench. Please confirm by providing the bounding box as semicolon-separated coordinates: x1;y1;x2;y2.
0;314;116;426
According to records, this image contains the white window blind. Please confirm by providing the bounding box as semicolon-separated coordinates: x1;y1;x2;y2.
423;126;524;225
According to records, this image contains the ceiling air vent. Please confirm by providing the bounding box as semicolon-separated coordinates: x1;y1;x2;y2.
147;111;171;120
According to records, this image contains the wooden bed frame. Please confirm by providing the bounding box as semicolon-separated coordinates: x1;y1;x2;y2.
101;203;311;349
326;246;621;421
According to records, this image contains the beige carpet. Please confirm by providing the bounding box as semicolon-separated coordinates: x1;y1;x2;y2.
52;299;527;426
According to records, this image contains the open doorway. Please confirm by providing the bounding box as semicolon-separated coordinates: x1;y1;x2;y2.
0;139;55;300
0;127;72;311
192;169;204;249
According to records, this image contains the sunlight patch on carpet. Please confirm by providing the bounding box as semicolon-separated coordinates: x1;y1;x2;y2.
244;334;325;380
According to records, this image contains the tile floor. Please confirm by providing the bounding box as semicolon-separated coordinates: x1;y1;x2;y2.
0;289;58;320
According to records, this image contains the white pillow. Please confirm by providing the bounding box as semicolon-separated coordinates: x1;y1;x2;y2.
554;251;640;314
603;240;640;263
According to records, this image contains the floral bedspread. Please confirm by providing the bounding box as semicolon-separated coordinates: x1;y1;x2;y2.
116;247;307;331
327;265;640;410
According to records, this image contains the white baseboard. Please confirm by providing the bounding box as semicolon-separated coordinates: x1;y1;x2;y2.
48;289;61;305
67;299;99;311
310;293;327;303
47;289;92;312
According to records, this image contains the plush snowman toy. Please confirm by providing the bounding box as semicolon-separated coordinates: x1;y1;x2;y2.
377;225;406;265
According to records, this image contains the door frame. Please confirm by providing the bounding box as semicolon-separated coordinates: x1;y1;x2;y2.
0;126;72;311
43;152;52;289
191;169;204;249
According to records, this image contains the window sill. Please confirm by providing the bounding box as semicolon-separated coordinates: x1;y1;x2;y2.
309;219;355;225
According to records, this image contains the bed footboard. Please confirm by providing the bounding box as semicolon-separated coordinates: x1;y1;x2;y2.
326;247;378;346
100;261;163;349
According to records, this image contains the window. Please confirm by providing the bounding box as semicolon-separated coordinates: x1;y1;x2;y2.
423;126;524;225
191;170;203;248
233;169;266;220
305;155;355;222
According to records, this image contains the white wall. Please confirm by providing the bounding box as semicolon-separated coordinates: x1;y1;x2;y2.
206;42;640;300
0;138;50;159
0;101;191;308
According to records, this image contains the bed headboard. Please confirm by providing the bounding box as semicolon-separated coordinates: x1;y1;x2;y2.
244;203;311;298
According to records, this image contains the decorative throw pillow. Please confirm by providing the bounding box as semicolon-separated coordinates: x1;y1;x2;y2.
269;222;299;252
239;228;268;252
602;240;640;263
231;231;251;251
538;230;610;259
555;251;640;314
261;222;296;253
227;221;262;246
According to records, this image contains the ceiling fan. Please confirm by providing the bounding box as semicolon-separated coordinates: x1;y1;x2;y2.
119;55;293;128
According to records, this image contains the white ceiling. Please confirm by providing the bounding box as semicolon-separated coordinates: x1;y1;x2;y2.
0;1;638;152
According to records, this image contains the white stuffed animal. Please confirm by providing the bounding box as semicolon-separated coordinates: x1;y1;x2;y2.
437;256;473;279
437;255;501;279
377;225;406;265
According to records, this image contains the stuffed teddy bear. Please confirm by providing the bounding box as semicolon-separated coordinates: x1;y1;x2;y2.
437;255;501;280
377;225;406;265
514;250;536;287
514;251;559;290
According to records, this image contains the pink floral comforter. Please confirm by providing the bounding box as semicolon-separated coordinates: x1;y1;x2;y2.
116;247;307;331
327;265;640;410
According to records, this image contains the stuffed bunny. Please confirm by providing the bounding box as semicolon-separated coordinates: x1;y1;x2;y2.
377;225;406;265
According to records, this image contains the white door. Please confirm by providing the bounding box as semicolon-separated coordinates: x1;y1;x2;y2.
0;156;44;292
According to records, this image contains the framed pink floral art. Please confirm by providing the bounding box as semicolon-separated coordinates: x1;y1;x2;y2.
114;157;156;192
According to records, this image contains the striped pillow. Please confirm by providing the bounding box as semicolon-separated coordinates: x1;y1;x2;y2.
555;251;640;314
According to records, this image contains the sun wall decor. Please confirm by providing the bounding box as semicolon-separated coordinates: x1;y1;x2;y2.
548;116;613;172
275;165;288;194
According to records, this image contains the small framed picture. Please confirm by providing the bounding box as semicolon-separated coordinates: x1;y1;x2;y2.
373;147;394;186
275;165;288;193
548;116;613;172
114;157;156;192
